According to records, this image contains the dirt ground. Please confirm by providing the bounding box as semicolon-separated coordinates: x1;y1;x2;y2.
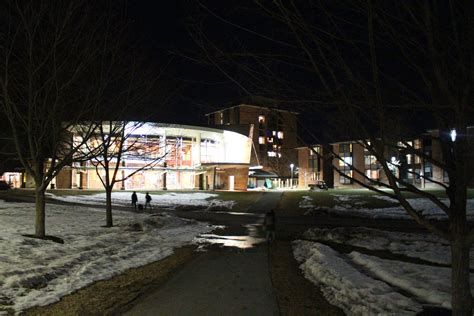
22;242;341;316
24;247;197;316
268;241;344;316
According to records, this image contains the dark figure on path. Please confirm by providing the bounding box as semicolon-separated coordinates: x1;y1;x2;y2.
145;192;152;210
264;209;276;242
131;191;138;210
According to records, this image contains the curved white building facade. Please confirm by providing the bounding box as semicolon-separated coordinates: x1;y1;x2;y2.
55;123;252;191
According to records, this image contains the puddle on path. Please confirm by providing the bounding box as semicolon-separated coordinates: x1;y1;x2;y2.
194;224;266;250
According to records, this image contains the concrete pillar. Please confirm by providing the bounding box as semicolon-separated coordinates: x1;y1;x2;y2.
162;162;167;190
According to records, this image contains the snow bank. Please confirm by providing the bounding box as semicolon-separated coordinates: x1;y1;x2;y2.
293;241;422;315
294;239;474;312
51;191;236;210
300;195;474;220
0;200;212;312
349;252;464;309
303;227;470;266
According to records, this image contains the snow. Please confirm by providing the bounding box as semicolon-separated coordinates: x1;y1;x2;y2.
293;241;423;315
300;194;474;220
303;227;466;266
295;228;474;313
348;252;471;309
50;191;236;210
0;199;213;313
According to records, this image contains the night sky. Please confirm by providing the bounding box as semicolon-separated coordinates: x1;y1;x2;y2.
123;1;470;144
126;1;244;126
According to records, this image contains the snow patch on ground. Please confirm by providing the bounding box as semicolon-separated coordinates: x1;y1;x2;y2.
293;241;422;315
348;252;470;309
0;200;212;312
294;229;474;313
51;191;236;211
302;227;469;266
300;195;474;220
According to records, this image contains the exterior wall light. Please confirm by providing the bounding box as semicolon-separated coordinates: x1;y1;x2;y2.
450;129;457;142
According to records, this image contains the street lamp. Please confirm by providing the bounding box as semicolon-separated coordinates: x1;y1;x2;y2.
450;129;457;142
290;163;294;188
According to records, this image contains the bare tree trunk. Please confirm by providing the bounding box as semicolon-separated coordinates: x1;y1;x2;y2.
451;198;472;316
451;237;472;315
35;186;46;238
105;186;113;227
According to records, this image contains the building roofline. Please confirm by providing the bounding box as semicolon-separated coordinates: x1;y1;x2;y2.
295;145;323;150
204;103;299;116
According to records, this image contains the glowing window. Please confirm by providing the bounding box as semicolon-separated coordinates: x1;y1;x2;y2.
258;136;265;144
267;137;273;143
272;130;277;136
339;156;353;166
267;151;277;157
277;131;284;139
258;115;265;124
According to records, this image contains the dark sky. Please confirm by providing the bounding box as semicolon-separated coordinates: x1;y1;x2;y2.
126;1;243;126
124;1;471;144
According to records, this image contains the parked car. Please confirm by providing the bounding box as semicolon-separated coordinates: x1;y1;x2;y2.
0;180;12;190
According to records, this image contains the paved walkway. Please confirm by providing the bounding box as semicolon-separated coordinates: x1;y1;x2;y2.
124;247;278;316
124;192;283;316
247;192;282;213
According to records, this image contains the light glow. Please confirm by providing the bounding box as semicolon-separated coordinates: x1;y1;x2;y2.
450;129;457;142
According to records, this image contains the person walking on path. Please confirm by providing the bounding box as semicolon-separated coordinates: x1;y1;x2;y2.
131;191;138;210
145;192;152;210
264;209;276;242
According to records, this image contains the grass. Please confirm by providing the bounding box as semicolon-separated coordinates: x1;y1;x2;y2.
278;188;474;215
210;191;263;212
2;188;264;213
47;189;264;213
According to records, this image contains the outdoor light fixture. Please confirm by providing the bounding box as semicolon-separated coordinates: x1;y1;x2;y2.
450;129;457;142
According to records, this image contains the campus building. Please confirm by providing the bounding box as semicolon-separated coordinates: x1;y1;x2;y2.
206;103;298;181
50;123;252;191
296;145;332;189
297;127;474;189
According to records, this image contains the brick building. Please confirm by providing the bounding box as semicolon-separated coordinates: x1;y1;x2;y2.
298;127;474;189
22;123;253;191
206;103;298;178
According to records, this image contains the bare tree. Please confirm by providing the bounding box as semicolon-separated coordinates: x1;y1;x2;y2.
83;121;172;227
0;1;133;239
190;1;474;313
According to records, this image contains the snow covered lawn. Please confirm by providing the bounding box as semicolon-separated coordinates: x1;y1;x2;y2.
0;199;212;313
300;194;474;220
50;191;236;211
294;227;474;314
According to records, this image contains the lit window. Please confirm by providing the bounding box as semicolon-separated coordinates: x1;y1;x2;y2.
258;115;265;124
272;130;277;136
268;151;277;157
277;131;284;139
406;154;412;164
277;153;282;158
258;136;265;144
219;112;223;124
267;137;273;143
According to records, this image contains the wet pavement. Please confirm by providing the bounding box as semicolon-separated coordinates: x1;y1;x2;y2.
123;193;282;316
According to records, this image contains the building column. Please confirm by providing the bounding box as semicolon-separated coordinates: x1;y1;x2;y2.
212;166;217;191
196;133;201;166
162;162;167;190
